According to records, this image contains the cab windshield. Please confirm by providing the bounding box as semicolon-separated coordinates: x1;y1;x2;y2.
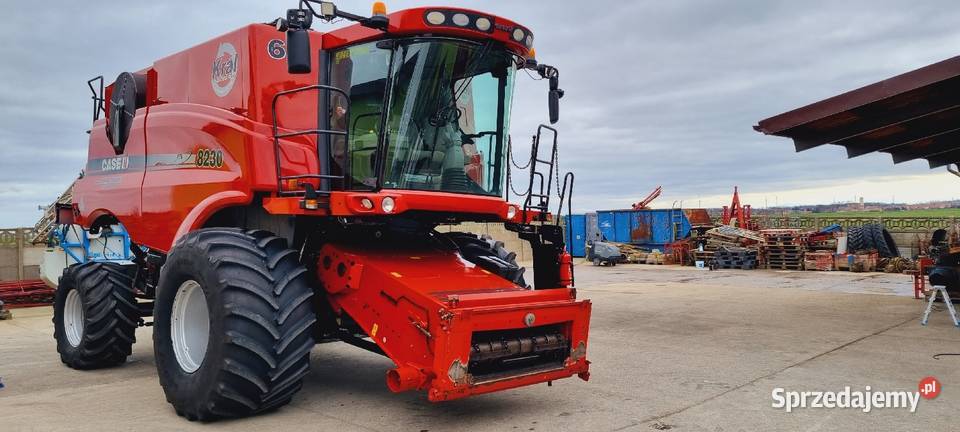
329;38;516;196
382;39;515;196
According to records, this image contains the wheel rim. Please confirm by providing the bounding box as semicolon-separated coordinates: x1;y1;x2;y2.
63;289;84;347
171;280;210;373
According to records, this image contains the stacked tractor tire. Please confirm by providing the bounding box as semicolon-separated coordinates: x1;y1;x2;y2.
846;223;899;258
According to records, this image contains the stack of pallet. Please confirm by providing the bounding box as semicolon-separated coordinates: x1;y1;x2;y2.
611;242;648;263
644;250;665;265
692;226;762;267
803;251;835;271
691;247;715;266
761;229;805;270
712;246;759;270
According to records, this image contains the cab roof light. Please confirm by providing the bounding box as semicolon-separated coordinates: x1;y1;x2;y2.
425;10;445;25
372;1;387;17
525;48;538;68
287;1;388;31
422;9;495;34
452;13;470;27
475;17;492;31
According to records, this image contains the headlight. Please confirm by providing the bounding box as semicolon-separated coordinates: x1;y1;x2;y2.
360;198;374;210
506;205;518;219
512;28;525;42
382;197;396;213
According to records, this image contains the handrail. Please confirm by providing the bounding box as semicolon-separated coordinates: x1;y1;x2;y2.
557;172;574;226
87;76;105;122
558;171;575;286
521;124;559;222
271;84;351;198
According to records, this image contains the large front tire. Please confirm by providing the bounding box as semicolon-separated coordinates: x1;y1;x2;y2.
154;228;316;421
52;262;139;369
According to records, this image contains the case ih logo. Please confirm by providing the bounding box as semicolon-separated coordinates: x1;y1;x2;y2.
101;156;130;172
211;42;239;97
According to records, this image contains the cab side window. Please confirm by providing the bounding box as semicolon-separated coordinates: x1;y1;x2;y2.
330;43;390;189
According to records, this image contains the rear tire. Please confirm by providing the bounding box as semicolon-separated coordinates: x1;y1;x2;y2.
153;228;316;421
52;262;139;369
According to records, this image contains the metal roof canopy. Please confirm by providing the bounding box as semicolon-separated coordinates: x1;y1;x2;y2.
754;55;960;169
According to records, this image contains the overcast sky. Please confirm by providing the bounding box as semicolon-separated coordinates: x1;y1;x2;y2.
2;0;959;227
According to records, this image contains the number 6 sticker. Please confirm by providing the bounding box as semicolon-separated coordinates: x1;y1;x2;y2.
268;39;286;60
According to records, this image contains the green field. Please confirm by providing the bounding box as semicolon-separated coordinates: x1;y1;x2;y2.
774;208;960;218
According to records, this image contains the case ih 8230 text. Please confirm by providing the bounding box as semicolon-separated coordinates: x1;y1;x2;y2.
53;1;590;421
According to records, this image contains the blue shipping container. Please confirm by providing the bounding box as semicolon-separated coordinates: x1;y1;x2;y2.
595;209;693;249
563;214;587;257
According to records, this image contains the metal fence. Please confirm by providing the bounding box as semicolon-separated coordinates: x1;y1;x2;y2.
748;216;958;234
0;228;38;248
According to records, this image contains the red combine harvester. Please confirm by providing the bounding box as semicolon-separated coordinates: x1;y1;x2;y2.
55;1;590;421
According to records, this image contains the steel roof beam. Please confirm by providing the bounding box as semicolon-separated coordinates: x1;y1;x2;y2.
890;127;960;164
927;148;960;168
781;78;960;152
838;104;960;158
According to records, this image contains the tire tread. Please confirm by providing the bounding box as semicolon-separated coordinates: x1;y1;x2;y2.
53;262;139;369
157;228;314;421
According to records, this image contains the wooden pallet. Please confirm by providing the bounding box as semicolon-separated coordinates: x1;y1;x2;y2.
714;263;758;270
763;243;803;248
765;252;804;259
714;257;758;265
760;229;806;270
766;262;804;270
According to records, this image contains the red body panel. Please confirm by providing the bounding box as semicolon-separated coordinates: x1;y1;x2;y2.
316;243;590;401
74;17;535;251
75;25;327;251
75;117;147;239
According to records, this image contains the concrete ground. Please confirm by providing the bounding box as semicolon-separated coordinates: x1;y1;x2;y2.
1;264;958;431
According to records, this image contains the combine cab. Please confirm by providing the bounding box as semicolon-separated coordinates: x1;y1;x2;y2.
54;1;590;421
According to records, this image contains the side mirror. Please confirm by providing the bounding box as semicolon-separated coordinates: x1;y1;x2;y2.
285;8;313;74
548;74;563;125
287;29;312;74
548;90;560;125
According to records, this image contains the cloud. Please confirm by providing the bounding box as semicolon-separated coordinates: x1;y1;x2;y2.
0;0;958;226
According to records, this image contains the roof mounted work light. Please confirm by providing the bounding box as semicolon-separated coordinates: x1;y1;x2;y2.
422;9;496;34
276;1;389;32
275;1;390;74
